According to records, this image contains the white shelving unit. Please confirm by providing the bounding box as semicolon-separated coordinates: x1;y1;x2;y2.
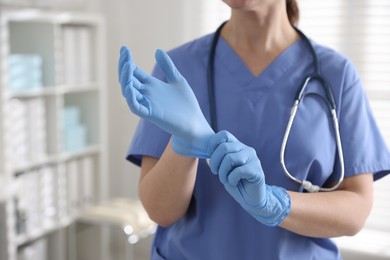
0;8;108;260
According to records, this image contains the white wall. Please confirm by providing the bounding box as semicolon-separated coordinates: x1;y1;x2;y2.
98;2;194;258
89;0;200;199
83;2;195;259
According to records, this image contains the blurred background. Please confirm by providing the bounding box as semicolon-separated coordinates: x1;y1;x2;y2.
0;0;389;259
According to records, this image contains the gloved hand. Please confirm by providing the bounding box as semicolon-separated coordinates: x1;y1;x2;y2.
118;46;215;158
208;130;291;226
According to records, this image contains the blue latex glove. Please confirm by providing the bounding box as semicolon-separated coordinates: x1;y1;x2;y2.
208;130;291;226
118;46;215;158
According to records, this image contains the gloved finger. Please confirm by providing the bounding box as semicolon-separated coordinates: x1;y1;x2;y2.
118;49;129;75
133;66;152;84
118;47;129;78
229;162;267;208
119;46;131;82
120;62;132;96
118;53;128;82
155;49;182;83
210;139;243;175
226;148;262;186
218;145;249;185
208;130;238;174
208;130;237;155
131;74;143;91
230;167;265;208
124;83;150;118
120;45;129;55
120;62;137;95
226;165;247;187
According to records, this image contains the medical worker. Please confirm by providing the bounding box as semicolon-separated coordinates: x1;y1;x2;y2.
118;0;390;259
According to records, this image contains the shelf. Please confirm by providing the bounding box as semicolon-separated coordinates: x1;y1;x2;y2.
12;145;100;174
8;83;99;99
59;144;100;161
16;217;73;247
58;83;100;94
1;9;104;25
9;87;57;99
13;155;58;174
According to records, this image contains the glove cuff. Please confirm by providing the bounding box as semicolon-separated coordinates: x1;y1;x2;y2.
249;186;291;227
171;135;213;159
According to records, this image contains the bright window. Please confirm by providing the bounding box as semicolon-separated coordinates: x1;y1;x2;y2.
299;0;390;235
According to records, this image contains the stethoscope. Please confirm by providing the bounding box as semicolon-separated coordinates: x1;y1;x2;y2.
207;21;344;192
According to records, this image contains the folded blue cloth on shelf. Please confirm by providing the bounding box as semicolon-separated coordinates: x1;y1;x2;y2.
8;54;43;91
63;106;88;152
9;78;42;90
63;106;81;128
8;54;42;67
8;67;42;79
63;124;87;152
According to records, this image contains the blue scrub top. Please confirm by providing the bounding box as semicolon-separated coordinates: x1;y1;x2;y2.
127;32;390;260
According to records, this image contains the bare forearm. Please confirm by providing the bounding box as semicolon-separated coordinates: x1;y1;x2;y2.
139;140;198;227
279;174;373;238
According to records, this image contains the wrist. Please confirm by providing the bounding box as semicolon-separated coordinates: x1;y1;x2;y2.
250;185;291;227
171;128;215;158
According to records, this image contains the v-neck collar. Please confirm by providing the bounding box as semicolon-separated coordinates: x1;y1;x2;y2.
215;36;308;90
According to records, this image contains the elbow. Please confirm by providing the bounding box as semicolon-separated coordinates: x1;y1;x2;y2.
140;200;184;227
344;220;365;236
343;205;372;236
139;190;190;228
338;173;374;237
147;211;177;228
138;183;191;227
154;219;174;228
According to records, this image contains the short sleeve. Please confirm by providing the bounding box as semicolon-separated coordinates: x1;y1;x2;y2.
336;65;390;181
126;118;170;166
126;64;171;166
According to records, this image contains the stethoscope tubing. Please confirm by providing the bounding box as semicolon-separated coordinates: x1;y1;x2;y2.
280;98;345;192
207;21;345;192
